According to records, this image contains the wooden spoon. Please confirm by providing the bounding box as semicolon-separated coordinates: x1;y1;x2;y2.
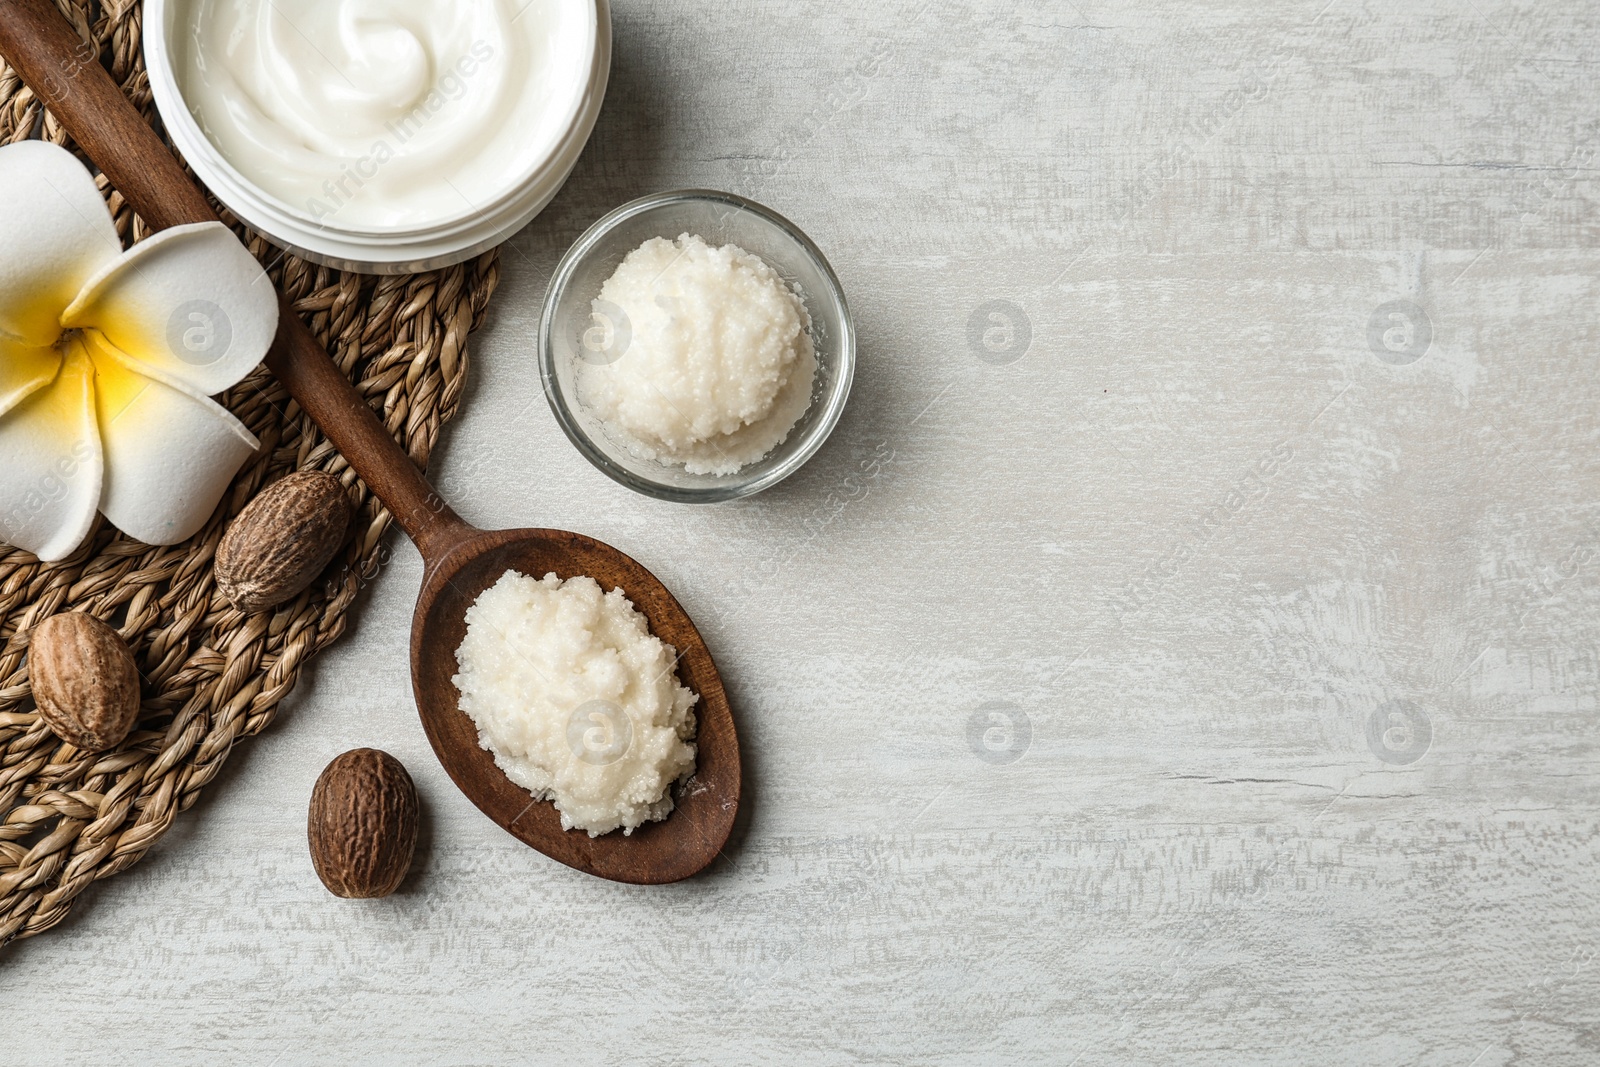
0;0;740;885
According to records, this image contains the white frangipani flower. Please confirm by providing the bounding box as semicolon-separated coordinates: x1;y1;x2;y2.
0;141;279;562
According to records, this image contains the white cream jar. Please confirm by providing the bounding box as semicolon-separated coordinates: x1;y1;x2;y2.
145;0;610;273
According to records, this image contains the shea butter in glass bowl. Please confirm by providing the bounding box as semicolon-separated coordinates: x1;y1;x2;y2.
540;190;855;503
144;0;611;274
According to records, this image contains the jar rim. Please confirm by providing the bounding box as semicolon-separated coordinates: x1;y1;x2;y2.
144;0;611;271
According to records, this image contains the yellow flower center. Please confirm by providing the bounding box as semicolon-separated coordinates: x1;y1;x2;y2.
51;328;157;430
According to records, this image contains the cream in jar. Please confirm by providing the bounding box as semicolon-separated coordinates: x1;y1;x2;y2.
171;0;593;228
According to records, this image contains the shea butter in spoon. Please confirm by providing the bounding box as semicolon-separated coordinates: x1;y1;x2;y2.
576;233;817;475
453;570;698;837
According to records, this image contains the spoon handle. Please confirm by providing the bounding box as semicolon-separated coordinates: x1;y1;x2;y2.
0;0;475;562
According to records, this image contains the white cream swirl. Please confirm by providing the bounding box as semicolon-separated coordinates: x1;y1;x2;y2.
174;0;591;228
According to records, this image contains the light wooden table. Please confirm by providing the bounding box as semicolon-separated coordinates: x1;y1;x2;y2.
6;1;1599;1063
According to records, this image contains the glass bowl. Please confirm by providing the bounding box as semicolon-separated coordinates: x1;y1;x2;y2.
539;190;855;502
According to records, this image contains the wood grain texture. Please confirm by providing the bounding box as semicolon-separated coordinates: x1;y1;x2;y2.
3;0;1598;1063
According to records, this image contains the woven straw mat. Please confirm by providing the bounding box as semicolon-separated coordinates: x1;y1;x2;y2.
0;0;500;946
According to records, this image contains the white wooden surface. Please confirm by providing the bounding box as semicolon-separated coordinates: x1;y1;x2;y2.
6;1;1600;1062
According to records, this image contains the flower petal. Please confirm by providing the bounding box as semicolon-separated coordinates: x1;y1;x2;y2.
0;343;104;562
0;141;122;347
0;336;62;419
86;333;259;547
62;222;279;396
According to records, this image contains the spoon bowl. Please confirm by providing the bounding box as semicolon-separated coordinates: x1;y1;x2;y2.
411;525;739;884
